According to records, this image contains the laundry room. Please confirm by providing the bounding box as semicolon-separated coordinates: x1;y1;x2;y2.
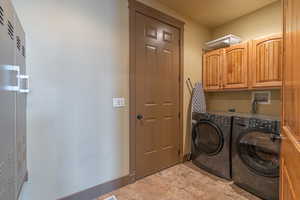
190;2;283;200
1;0;299;200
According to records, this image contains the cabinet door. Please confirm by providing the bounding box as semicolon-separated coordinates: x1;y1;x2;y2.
281;0;300;199
203;49;222;91
223;43;248;89
0;0;17;200
283;0;300;143
251;34;283;88
280;137;300;200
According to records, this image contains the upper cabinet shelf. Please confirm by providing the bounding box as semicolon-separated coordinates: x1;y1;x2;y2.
203;34;283;91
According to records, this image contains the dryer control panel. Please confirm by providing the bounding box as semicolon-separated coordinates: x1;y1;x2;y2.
234;117;280;134
249;119;280;133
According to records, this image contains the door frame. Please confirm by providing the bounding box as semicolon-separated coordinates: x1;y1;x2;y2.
129;0;185;182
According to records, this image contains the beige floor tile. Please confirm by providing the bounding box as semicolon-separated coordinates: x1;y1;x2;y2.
97;162;261;200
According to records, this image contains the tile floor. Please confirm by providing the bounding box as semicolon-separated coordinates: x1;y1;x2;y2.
97;162;260;200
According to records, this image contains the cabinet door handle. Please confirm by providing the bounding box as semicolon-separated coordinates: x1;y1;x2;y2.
0;65;20;92
18;75;30;93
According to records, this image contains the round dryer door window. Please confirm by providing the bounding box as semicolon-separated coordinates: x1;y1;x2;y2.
237;131;280;177
192;120;224;156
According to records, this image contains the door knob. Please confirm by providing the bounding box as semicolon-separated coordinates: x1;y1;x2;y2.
137;114;144;120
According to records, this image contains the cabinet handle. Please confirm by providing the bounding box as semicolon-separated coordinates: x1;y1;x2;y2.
0;65;20;92
18;75;30;94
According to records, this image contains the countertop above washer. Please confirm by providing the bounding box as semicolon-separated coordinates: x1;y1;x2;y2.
205;111;281;121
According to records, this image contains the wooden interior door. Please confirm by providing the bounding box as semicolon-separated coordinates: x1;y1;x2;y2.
135;12;180;179
203;49;222;91
223;43;248;89
281;0;300;199
251;34;283;88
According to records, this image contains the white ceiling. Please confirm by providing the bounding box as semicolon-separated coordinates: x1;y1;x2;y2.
156;0;279;28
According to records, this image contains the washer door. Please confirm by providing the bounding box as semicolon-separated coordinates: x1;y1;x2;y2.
192;120;224;156
237;131;280;177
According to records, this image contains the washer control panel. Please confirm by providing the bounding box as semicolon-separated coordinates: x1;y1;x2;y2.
208;114;232;127
234;117;280;134
192;112;233;127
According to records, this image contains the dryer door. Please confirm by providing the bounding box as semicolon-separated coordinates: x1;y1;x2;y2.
192;120;224;156
237;131;280;177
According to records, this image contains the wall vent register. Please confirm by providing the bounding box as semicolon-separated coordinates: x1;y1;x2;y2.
7;20;14;40
0;6;4;25
22;45;25;57
16;36;21;51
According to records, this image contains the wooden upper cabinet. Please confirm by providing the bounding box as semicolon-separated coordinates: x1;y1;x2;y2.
222;43;248;89
203;49;222;91
250;34;283;88
202;35;283;92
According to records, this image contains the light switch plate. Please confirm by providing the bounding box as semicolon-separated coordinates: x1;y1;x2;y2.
113;98;125;107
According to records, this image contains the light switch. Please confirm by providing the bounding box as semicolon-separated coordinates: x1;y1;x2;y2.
113;98;126;108
119;98;125;106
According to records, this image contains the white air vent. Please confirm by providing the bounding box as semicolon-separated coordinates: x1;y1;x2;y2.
252;91;271;104
204;34;242;51
104;195;118;200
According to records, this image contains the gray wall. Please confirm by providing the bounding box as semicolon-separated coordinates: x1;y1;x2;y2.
13;0;130;199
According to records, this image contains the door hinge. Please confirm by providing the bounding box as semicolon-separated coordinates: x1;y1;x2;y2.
178;112;181;119
178;76;181;82
178;149;181;156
